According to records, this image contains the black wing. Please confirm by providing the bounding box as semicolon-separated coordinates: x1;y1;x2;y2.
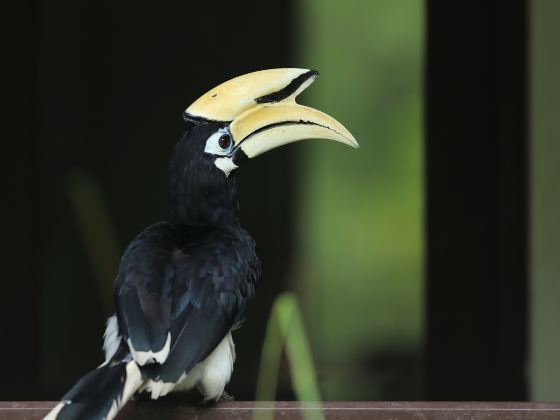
115;222;259;383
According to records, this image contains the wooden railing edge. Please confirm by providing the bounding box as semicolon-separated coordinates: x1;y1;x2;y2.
1;401;560;419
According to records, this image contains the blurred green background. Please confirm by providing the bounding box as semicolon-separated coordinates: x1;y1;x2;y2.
294;0;424;400
530;0;560;402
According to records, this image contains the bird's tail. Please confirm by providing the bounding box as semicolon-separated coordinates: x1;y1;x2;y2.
44;350;143;420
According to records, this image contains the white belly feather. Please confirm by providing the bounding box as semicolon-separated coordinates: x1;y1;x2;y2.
103;314;236;402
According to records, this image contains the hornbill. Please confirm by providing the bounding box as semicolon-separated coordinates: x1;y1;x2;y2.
45;68;358;420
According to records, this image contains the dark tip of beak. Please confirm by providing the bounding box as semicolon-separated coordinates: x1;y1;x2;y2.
255;69;320;104
183;111;202;123
182;112;230;127
232;148;249;166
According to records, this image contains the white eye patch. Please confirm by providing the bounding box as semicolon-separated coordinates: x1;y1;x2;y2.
204;128;233;156
204;128;238;176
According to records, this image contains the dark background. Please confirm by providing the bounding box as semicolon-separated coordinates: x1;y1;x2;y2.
6;0;299;400
3;0;535;403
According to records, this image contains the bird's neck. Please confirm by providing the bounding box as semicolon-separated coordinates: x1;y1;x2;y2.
169;171;240;229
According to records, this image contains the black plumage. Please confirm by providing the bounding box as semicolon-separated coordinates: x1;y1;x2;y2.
49;123;259;420
117;221;259;384
53;352;132;420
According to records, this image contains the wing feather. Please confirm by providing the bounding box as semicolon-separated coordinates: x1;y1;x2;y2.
114;222;259;382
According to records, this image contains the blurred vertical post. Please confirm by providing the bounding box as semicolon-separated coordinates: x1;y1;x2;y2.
426;0;528;400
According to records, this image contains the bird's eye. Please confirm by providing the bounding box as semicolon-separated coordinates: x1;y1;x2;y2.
218;134;231;150
204;129;233;156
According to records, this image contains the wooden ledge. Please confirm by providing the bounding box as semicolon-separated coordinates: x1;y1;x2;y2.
1;401;560;419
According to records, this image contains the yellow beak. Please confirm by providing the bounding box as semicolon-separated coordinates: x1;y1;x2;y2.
184;68;358;162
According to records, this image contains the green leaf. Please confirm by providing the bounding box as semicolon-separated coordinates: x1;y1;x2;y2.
255;292;324;420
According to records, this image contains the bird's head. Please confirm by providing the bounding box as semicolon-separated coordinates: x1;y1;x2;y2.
170;68;358;227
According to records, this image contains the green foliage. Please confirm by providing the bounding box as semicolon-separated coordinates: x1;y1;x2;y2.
255;292;324;420
67;170;120;315
295;0;424;399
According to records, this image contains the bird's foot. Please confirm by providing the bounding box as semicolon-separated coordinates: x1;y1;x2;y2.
219;391;235;401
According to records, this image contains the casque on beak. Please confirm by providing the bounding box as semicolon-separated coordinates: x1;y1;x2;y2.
183;68;358;167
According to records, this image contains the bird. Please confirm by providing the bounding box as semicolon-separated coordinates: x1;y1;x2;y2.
45;68;358;420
